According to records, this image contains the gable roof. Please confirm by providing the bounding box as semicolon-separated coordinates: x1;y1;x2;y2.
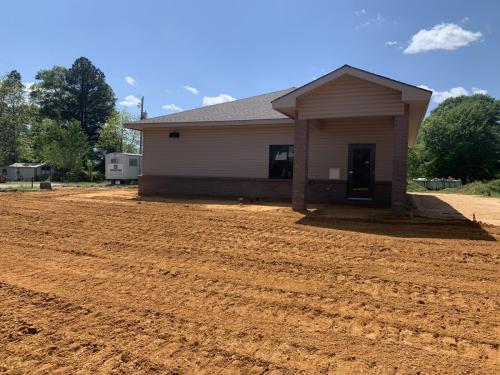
271;65;432;147
125;65;431;147
272;64;432;112
126;88;295;130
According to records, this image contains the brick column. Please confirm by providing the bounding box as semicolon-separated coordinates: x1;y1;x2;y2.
392;105;410;215
292;119;309;211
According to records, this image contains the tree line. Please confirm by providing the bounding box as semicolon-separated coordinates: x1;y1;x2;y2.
0;57;139;181
1;58;498;183
408;94;499;183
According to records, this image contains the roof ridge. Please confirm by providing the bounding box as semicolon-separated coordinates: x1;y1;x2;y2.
271;64;432;103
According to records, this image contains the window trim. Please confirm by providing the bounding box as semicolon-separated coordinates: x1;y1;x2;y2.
268;144;294;179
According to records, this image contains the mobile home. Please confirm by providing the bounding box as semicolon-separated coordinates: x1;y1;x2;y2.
105;153;142;182
1;163;51;181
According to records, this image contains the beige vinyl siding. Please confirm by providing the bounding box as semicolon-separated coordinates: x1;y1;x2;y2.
143;124;294;178
308;117;394;181
298;75;404;120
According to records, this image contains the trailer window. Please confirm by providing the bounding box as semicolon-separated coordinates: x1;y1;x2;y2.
129;159;138;167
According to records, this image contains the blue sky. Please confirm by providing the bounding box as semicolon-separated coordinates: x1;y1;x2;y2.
1;0;498;118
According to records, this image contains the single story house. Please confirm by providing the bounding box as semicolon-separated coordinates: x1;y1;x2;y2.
1;163;52;181
125;65;432;214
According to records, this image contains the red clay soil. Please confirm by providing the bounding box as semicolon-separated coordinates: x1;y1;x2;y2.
0;188;499;374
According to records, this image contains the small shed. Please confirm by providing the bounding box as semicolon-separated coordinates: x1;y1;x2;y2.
105;153;142;182
2;163;52;181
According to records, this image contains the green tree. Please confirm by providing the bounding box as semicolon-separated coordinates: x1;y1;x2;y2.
37;120;90;181
31;57;116;142
407;141;429;179
0;70;30;164
409;94;500;182
30;66;67;122
97;110;139;155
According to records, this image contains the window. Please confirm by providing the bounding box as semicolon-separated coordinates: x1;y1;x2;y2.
111;158;120;164
269;145;294;179
129;158;138;167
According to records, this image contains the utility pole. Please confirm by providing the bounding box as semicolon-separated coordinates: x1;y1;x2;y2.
139;96;145;155
140;96;145;120
138;96;145;176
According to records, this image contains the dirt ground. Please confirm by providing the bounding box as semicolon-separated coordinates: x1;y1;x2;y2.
0;188;499;374
410;192;500;226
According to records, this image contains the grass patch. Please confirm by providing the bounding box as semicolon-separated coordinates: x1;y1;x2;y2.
407;180;429;192
0;180;138;192
0;181;39;192
409;179;500;197
455;179;500;197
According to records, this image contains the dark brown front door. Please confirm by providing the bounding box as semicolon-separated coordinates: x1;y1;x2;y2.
347;144;375;198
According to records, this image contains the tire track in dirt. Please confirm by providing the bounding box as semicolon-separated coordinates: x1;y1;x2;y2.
0;189;499;374
2;243;498;370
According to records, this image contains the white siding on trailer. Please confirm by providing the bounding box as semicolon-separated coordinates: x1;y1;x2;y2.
128;157;140;177
143;125;294;178
8;168;35;181
6;168;17;181
298;75;404;120
105;153;142;180
308;117;394;181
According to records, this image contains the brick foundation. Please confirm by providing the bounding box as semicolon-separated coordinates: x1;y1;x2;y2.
307;180;392;206
139;175;392;206
139;175;292;201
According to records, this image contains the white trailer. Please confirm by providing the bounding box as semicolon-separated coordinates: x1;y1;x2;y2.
105;153;142;183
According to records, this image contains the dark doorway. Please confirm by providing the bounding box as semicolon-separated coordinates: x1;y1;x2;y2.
347;144;375;199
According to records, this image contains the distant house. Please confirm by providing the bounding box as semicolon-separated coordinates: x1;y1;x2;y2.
1;163;52;181
125;65;432;214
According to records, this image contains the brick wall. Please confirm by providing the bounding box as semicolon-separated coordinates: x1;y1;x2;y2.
391;105;410;215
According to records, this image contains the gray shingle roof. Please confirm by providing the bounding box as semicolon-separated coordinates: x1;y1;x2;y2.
131;88;295;125
9;163;47;168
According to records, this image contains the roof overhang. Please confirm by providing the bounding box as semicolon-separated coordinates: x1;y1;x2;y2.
124;118;295;131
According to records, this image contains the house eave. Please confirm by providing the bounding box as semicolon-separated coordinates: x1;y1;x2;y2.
124;118;295;131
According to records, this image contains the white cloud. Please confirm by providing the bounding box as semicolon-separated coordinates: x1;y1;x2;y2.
202;94;236;106
418;85;487;104
125;76;135;85
461;17;470;24
183;85;199;95
119;94;141;107
161;103;183;112
472;87;487;95
354;9;366;16
404;23;482;54
385;41;398;46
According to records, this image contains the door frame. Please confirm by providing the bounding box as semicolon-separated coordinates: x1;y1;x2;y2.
347;143;376;198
